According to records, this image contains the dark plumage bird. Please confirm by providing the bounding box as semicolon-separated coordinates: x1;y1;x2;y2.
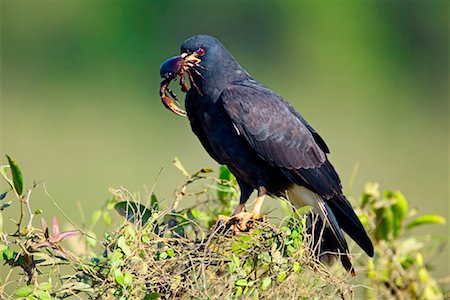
159;34;374;274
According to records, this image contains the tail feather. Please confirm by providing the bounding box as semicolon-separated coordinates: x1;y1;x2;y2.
327;196;374;257
317;200;355;275
287;184;374;275
306;212;354;274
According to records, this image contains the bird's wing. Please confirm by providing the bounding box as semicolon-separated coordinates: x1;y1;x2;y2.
285;104;330;154
221;83;374;256
221;83;327;169
221;83;342;198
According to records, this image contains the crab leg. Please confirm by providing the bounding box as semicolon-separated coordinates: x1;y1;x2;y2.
180;73;189;92
187;70;203;96
191;67;205;81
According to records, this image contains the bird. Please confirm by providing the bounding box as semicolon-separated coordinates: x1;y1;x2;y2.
159;34;374;274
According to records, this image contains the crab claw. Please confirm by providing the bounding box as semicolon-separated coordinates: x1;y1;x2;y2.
159;56;187;116
160;78;186;117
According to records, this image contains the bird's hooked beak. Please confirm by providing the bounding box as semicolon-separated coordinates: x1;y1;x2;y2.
159;51;205;117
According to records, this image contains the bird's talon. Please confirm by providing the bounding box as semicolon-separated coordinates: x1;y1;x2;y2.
212;212;261;234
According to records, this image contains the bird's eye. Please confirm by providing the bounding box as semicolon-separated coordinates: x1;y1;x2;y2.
196;47;205;56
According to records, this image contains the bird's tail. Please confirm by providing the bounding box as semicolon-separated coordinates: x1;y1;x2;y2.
326;194;374;257
287;185;373;275
305;211;354;274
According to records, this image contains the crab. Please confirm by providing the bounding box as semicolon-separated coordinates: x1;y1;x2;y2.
159;49;206;117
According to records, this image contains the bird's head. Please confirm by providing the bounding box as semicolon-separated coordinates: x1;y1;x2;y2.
159;35;247;116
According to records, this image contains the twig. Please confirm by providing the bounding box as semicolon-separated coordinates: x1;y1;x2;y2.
43;184;97;241
25;189;34;231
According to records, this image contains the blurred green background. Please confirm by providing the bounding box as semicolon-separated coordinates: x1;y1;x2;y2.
1;1;448;277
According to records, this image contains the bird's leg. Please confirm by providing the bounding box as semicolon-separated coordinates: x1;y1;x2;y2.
215;203;245;225
232;203;245;216
217;186;266;233
233;191;265;232
214;198;264;233
213;182;253;232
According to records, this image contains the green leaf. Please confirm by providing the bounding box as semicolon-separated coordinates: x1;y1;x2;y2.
295;205;312;216
37;282;52;291
419;268;428;282
3;247;15;260
375;207;393;241
60;282;93;292
189;208;209;222
231;254;240;266
6;154;23;196
259;251;271;264
388;191;408;238
103;211;111;226
292;262;301;273
167;248;175;258
158;251;168;260
235;279;248;286
238;234;252;242
14;285;34;297
144;293;162;300
235;286;243;296
114;269;125;285
173;157;189;177
243;286;249;295
114;201;152;225
109;250;124;269
388;191;408;220
151;193;159;212
217;165;236;204
260;277;272;290
0;165;14;189
277;271;287;283
141;234;150;244
361;182;380;206
91;210;102;226
168;218;185;237
219;165;233;181
406;214;446;230
124;272;133;285
416;253;424;267
36;290;51;300
117;236;132;256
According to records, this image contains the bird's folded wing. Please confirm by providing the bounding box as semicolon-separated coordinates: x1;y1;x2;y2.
221;84;326;170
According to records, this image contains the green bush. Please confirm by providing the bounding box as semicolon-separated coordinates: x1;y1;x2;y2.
0;155;447;299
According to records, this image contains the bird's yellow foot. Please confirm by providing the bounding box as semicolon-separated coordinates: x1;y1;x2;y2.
211;214;233;233
212;212;263;234
233;211;261;232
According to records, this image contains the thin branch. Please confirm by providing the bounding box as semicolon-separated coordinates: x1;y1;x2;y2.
43;184;97;241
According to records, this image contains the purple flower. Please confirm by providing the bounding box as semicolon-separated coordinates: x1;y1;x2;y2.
35;216;79;251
